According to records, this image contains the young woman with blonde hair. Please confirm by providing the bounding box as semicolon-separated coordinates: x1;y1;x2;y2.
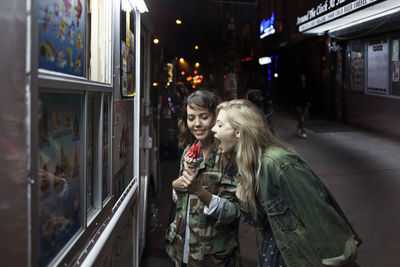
212;99;361;267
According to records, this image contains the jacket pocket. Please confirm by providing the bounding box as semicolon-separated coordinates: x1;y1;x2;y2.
264;195;301;232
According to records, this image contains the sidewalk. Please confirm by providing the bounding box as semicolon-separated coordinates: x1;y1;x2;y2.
273;110;400;267
142;109;400;267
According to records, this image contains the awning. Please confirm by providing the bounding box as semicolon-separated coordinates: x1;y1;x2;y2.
299;0;400;35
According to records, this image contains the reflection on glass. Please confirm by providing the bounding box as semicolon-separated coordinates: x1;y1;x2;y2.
86;95;94;211
102;95;110;201
38;93;82;266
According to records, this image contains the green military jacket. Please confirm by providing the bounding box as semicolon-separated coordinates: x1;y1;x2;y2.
256;146;360;267
165;142;240;266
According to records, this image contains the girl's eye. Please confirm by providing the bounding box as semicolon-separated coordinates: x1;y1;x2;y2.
201;115;209;120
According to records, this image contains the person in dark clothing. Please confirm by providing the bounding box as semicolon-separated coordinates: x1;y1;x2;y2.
294;73;310;138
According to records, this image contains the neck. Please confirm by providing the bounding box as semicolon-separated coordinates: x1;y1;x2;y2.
200;136;213;158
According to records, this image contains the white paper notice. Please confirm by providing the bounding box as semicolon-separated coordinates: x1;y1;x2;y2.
368;38;388;93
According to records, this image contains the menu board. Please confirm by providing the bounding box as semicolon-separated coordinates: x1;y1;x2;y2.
38;93;82;266
38;0;86;76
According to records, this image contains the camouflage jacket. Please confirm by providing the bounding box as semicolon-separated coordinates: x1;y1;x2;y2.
165;141;240;266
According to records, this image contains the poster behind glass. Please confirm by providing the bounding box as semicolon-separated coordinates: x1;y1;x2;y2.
120;10;135;97
38;93;82;266
367;37;388;94
38;0;86;76
112;101;134;200
102;95;111;201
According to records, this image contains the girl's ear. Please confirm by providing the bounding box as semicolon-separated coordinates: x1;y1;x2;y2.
235;130;240;138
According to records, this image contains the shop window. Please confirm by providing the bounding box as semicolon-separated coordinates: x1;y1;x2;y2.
88;0;112;83
86;93;101;214
38;93;83;266
367;36;389;95
390;34;400;96
38;0;87;77
349;40;365;92
38;0;112;83
102;95;111;202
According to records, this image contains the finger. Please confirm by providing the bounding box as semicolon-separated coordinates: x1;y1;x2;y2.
184;167;195;176
182;171;195;181
182;176;191;186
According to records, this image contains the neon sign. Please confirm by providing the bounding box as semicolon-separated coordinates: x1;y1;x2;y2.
260;12;276;38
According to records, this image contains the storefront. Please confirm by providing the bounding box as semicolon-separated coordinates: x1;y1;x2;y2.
297;0;400;136
0;0;155;266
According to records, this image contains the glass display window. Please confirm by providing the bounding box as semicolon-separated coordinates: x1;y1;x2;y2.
102;95;112;203
120;8;136;97
38;93;83;266
38;0;112;83
38;0;87;77
390;33;400;96
88;0;112;83
367;35;389;95
350;40;365;92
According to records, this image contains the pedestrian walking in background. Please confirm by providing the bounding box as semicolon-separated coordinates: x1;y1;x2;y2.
212;99;361;267
294;73;311;138
258;78;275;135
165;90;241;266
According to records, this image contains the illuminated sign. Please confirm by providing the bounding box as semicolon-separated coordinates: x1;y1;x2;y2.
258;57;271;65
296;0;385;33
260;13;275;38
211;0;257;4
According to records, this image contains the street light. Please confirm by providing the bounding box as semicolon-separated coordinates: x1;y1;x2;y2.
153;38;159;44
176;19;182;25
179;58;184;63
194;45;199;50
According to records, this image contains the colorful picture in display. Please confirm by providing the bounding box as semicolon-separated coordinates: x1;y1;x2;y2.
38;0;86;76
38;93;82;266
112;101;134;200
120;11;135;97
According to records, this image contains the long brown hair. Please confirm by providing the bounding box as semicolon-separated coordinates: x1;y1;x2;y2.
178;90;220;148
216;99;289;219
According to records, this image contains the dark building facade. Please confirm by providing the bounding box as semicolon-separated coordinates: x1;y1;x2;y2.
295;0;400;137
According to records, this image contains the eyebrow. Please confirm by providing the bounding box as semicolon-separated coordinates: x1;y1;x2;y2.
187;112;211;116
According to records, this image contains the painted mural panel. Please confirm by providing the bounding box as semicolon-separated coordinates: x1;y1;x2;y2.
38;0;86;76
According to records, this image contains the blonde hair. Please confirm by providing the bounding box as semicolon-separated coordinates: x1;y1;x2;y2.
216;99;288;219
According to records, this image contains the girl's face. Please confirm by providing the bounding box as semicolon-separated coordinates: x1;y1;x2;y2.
212;110;238;153
187;105;214;143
